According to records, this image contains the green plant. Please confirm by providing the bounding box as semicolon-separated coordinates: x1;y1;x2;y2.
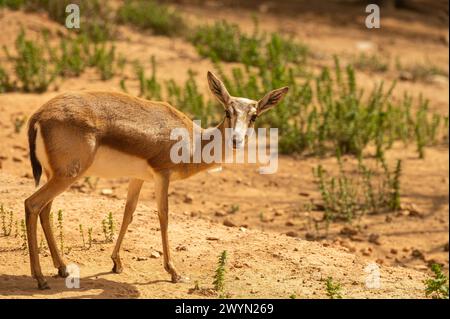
389;159;402;211
11;113;27;134
57;209;64;254
312;154;403;229
4;30;57;93
102;212;114;242
424;264;449;299
191;20;259;63
353;53;389;73
14;220;18;238
1;204;13;237
396;58;448;82
166;69;217;125
56;36;86;77
325;277;342;299
227;204;240;214
213;250;227;296
117;0;186;37
79;224;85;248
289;293;297;299
0;0;25;9
20;219;27;251
135;56;161;100
0;65;15;93
86;41;116;80
190;19;307;68
87;227;93;249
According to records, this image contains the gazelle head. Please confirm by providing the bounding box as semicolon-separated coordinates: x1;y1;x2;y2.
207;71;289;149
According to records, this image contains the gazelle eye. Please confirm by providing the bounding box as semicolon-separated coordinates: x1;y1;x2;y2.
225;110;231;118
250;114;257;122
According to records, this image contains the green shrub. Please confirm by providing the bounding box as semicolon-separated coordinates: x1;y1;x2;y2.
396;58;448;82
0;65;15;93
353;53;389;73
4;30;57;93
325;277;343;299
117;0;186;37
0;0;25;10
190;19;308;68
425;264;449;299
213;250;227;296
135;56;162;100
166;70;217;126
312;154;403;228
56;36;86;77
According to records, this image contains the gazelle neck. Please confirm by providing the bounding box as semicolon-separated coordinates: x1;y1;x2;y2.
183;116;231;176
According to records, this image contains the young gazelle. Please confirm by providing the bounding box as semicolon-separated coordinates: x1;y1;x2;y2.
25;71;288;289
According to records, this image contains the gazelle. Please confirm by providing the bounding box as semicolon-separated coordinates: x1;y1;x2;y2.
25;71;288;289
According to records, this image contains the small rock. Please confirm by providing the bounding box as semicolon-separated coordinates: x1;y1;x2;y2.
368;233;381;245
273;210;283;217
101;188;113;196
361;247;372;256
206;236;219;241
385;215;392;223
190;211;199;217
285;220;295;227
430;75;448;85
286;231;298;238
390;248;398;255
340;226;358;237
399;71;413;81
137;256;148;261
215;211;226;217
223;219;236;227
176;245;187;251
411;249;425;260
12;156;22;162
444;242;449;252
305;233;316;241
184;194;194;204
299;192;310;197
150;251;161;258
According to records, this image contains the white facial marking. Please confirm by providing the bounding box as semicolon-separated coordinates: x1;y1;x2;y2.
230;97;258;148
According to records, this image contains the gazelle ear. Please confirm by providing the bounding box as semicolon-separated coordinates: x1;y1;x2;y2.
257;87;289;115
207;71;231;107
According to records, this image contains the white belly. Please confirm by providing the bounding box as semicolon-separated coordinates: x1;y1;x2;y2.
84;146;154;180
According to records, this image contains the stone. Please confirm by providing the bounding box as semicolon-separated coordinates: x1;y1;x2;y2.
223;219;236;227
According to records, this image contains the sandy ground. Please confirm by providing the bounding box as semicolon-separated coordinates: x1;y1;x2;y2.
0;3;448;298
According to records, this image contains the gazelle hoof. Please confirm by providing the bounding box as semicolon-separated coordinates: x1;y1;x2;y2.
58;266;69;278
171;274;189;283
112;264;123;274
38;280;50;290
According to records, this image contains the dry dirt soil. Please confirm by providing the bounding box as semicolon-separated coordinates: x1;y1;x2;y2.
0;2;448;298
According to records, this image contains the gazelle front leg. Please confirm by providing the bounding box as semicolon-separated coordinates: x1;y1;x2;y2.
111;178;144;273
154;171;182;283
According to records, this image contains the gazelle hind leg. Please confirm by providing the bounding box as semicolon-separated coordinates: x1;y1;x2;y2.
39;200;69;278
25;177;77;289
111;178;144;273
